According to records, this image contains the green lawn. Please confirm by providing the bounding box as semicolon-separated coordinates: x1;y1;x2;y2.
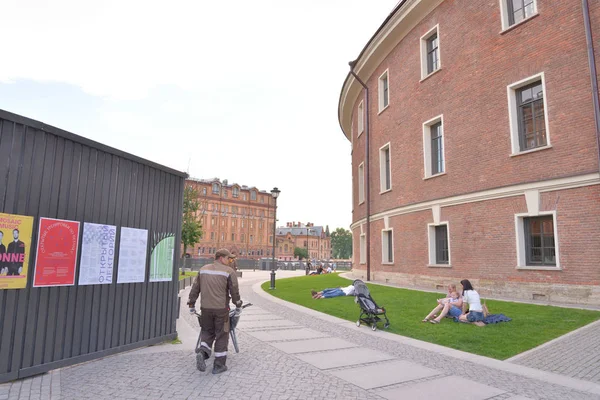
179;271;197;281
261;274;600;360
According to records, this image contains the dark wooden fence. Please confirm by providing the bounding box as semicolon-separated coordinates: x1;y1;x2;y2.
0;110;186;383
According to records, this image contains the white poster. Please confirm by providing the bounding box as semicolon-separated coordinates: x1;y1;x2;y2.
78;222;117;285
117;227;148;283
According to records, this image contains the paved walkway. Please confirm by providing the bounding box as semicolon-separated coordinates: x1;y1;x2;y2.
1;270;599;400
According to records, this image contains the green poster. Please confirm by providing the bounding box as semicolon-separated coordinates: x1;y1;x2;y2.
149;233;175;282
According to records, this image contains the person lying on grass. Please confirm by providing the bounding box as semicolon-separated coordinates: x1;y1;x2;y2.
422;284;463;323
311;284;355;299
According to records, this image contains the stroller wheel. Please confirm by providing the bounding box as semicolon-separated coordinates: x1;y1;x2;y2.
371;324;377;331
356;320;361;327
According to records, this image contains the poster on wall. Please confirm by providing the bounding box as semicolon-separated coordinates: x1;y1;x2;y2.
33;217;80;287
78;222;117;285
117;227;148;283
149;233;175;282
0;212;34;290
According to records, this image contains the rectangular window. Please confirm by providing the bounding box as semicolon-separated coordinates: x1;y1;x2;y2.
423;115;445;178
250;235;254;244
420;25;440;79
212;183;220;194
358;162;365;204
251;191;257;201
508;74;549;155
508;0;536;26
524;216;556;266
210;232;215;240
378;70;389;112
427;33;439;74
357;100;364;135
221;233;225;241
517;81;546;151
241;233;245;242
233;187;239;198
382;230;393;263
231;233;235;241
359;234;366;264
202;188;207;196
430;122;444;175
428;223;451;266
379;144;391;192
435;225;449;264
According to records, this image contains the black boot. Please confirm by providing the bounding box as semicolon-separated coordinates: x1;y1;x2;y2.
212;364;228;374
212;356;227;374
196;350;208;372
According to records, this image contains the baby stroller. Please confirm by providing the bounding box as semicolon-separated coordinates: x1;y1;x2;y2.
353;279;390;331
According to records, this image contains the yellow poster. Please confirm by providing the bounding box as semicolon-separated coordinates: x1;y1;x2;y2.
0;212;34;289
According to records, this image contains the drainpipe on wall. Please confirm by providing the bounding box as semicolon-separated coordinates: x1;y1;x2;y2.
582;0;600;173
349;62;371;282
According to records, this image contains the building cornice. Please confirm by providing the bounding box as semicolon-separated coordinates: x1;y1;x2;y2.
350;172;600;230
338;0;444;141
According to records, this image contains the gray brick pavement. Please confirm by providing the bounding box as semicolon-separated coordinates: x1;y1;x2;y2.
509;319;600;384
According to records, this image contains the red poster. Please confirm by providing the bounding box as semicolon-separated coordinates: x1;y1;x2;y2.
33;218;80;287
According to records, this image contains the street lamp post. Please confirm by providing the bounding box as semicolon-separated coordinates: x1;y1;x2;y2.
270;187;280;290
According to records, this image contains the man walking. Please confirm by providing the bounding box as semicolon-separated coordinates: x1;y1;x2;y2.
187;248;242;374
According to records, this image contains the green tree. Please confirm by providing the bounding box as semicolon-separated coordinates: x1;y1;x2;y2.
330;228;352;259
294;247;309;260
181;185;203;258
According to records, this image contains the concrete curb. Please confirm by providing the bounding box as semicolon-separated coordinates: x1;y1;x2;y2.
252;280;600;396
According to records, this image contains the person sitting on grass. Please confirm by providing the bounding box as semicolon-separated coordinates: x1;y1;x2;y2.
423;284;463;323
457;279;486;327
309;264;324;275
311;284;355;299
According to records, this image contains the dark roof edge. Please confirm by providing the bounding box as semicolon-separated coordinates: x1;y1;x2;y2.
337;0;409;138
0;108;188;178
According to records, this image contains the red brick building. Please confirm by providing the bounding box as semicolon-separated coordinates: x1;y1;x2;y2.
186;178;276;259
276;222;332;261
339;0;600;305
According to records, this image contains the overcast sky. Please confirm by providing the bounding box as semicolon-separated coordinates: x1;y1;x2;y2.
0;0;398;231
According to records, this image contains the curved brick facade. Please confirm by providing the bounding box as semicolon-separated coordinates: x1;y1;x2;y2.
339;0;600;305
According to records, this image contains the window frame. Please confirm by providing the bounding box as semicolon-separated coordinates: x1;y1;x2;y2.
427;222;451;267
357;100;364;137
507;73;551;156
381;229;394;264
358;162;365;204
420;25;441;80
499;0;538;31
515;211;560;270
422;115;445;179
359;233;366;264
378;69;390;113
379;143;392;193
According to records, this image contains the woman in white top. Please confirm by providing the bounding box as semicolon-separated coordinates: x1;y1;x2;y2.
458;279;485;324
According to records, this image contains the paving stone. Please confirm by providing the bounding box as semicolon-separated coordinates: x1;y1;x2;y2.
295;347;395;370
245;328;324;342
378;375;505;400
237;319;300;329
329;359;440;389
270;337;358;354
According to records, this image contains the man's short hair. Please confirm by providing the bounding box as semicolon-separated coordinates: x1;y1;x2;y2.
215;248;233;259
13;229;19;234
